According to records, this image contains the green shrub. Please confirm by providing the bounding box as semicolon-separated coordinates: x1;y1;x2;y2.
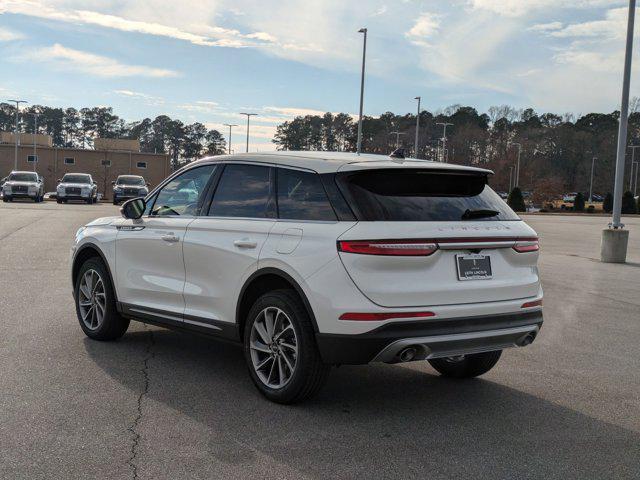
603;192;613;213
622;191;638;214
507;187;526;212
574;192;585;211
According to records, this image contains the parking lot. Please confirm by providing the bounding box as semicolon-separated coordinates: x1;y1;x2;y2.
0;201;639;480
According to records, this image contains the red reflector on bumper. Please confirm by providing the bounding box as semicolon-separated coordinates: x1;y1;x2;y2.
521;299;543;308
339;311;436;321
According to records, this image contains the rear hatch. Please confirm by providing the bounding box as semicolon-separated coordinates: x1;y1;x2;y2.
335;167;540;307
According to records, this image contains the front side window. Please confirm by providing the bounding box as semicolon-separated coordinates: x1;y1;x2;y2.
277;168;336;221
337;169;519;222
209;164;273;218
150;164;216;216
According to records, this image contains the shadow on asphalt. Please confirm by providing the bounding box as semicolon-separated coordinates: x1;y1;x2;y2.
84;328;639;479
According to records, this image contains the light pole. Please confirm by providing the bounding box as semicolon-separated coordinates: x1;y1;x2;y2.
627;145;640;190
509;166;514;192
239;113;257;153
30;112;40;172
8;99;27;170
356;27;367;155
602;0;635;263
223;123;237;155
414;96;421;158
510;142;522;188
589;156;597;202
389;131;406;149
436;122;453;162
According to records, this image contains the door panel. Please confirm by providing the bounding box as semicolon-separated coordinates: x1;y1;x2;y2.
116;217;194;314
182;218;275;323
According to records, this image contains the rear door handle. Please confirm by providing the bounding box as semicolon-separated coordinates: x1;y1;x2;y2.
234;239;258;249
161;234;180;243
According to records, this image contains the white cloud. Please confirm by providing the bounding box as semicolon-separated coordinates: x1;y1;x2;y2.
469;0;625;17
549;7;628;39
178;101;222;113
113;89;165;105
22;44;179;78
0;27;24;41
263;106;329;117
528;22;563;33
405;13;440;46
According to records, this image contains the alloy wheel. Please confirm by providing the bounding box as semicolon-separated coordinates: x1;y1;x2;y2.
249;307;299;389
78;269;106;331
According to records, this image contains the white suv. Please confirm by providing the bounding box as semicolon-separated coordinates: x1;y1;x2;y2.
2;171;45;202
56;173;98;204
70;152;543;403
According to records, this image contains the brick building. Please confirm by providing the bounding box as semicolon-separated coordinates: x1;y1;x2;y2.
0;135;171;199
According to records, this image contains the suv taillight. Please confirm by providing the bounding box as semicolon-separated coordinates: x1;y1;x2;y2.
337;240;438;256
513;238;539;253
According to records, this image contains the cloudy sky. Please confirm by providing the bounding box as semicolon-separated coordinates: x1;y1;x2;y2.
0;0;636;151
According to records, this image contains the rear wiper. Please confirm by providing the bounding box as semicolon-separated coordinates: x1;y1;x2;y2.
461;209;500;220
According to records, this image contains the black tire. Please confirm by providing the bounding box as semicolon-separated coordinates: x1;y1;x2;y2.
56;198;62;204
2;197;7;203
428;350;502;379
113;197;119;205
243;289;330;404
86;198;92;204
74;257;129;341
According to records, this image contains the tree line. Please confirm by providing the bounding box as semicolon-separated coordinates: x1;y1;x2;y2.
273;104;640;204
0;103;226;169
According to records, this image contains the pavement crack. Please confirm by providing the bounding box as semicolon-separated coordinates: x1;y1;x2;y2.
126;327;155;480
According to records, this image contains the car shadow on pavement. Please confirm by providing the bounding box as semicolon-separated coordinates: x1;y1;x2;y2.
84;327;639;480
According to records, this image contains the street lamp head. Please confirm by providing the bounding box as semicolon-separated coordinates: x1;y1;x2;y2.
358;28;367;33
415;96;421;100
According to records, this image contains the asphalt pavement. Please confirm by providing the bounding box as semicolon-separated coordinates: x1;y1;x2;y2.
0;201;639;479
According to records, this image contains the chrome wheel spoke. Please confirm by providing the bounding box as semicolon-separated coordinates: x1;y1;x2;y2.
254;321;271;345
250;340;271;354
281;350;295;372
255;356;273;370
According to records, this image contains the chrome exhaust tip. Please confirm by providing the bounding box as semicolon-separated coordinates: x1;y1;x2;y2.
517;331;537;347
398;347;417;362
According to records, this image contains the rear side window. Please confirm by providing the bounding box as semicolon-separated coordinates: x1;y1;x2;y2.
209;164;273;218
277;169;336;221
337;169;519;221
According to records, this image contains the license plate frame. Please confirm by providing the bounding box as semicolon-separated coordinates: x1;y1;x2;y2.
456;254;492;281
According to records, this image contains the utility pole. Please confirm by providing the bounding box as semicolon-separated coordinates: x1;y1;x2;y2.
602;0;635;263
30;112;40;172
389;131;406;149
436;122;453;162
239;113;257;153
356;27;367;154
8;99;27;170
414;96;421;158
223;123;237;155
589;156;597;202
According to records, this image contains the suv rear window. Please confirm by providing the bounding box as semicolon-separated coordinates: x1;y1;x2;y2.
337;169;519;221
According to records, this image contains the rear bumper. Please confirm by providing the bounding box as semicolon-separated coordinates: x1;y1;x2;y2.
315;310;543;365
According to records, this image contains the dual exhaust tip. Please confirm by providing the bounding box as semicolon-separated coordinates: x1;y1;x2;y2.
395;330;538;363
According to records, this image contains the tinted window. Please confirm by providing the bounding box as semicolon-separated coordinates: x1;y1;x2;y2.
117;176;145;186
9;173;38;182
277;169;336;221
338;169;519;221
209;164;272;218
151;165;216;216
63;174;91;184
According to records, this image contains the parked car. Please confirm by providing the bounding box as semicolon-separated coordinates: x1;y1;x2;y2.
2;171;45;202
112;175;149;205
56;173;98;204
562;192;578;203
70;152;543;404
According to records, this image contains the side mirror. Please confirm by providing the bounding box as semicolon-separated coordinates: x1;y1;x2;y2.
57;179;61;183
146;182;150;187
121;198;146;220
111;181;116;185
93;181;97;185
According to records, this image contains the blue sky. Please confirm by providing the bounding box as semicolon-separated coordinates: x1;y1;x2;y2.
0;0;636;151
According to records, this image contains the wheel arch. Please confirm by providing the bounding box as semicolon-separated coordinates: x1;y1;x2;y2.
72;243;118;303
236;268;319;339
